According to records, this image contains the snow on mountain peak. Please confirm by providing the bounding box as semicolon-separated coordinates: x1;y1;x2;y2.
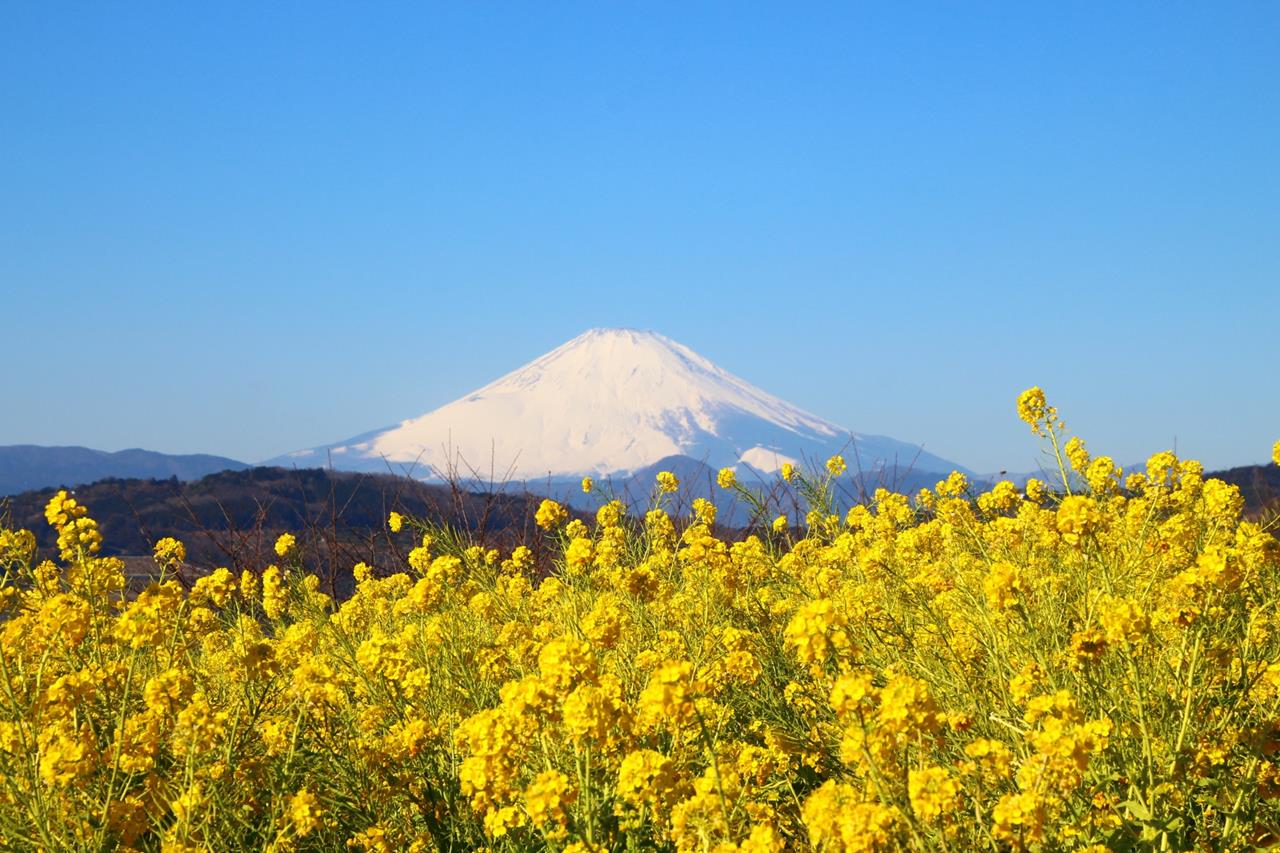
473;327;841;436
271;328;968;481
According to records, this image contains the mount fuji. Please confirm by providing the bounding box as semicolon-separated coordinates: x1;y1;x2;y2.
267;328;971;486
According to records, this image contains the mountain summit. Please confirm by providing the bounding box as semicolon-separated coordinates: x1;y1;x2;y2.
270;328;968;481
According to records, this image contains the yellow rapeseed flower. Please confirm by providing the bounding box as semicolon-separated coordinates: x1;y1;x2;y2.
274;533;297;558
152;537;186;569
638;660;696;729
1016;385;1059;436
535;499;569;530
692;497;717;526
289;788;321;837
1024;477;1047;504
523;769;575;830
908;766;961;823
261;565;286;619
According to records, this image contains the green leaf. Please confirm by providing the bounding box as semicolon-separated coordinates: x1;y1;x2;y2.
1122;799;1152;822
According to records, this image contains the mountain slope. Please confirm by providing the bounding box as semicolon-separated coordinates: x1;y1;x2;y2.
0;445;247;496
269;328;970;481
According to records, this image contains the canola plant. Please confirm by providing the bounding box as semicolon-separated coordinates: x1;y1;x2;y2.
1;389;1279;851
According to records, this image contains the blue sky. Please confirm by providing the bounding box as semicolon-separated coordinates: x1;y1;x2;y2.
2;2;1277;473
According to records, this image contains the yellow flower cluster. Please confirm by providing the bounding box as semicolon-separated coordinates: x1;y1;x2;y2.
656;471;680;494
535;498;569;530
275;532;297;558
0;390;1276;851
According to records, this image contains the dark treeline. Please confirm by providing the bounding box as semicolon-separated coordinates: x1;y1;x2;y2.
0;466;558;600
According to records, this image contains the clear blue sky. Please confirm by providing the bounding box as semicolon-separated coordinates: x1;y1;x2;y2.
3;3;1277;473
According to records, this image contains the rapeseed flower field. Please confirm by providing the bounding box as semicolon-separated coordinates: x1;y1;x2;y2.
1;389;1279;851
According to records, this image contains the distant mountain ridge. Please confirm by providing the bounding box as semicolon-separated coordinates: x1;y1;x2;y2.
268;328;971;483
0;445;247;496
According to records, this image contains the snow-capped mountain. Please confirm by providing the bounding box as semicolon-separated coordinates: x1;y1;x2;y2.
267;328;970;483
